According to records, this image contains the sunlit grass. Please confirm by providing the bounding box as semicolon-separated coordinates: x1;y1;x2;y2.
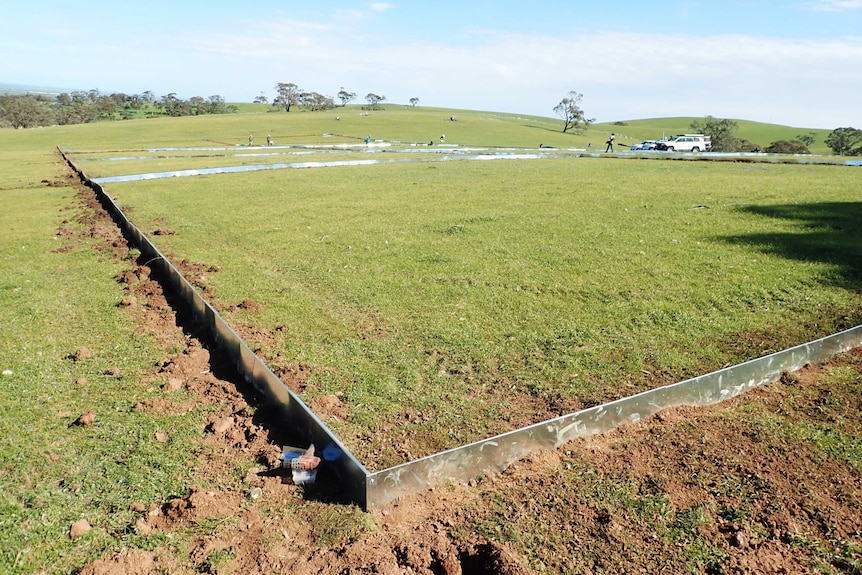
1;104;859;572
102;156;862;465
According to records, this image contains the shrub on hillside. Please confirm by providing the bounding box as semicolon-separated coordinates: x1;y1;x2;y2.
734;138;762;152
765;140;811;154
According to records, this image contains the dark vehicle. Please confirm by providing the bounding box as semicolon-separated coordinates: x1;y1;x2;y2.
630;140;658;151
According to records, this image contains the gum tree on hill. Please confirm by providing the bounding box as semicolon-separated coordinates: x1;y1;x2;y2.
825;127;862;156
690;116;738;152
0;94;54;128
273;82;301;112
337;88;356;107
365;93;386;109
298;91;335;111
553;91;592;134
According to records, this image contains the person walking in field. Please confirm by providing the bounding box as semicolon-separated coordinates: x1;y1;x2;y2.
605;133;615;152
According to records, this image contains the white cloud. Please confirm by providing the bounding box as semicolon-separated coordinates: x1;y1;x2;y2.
370;3;396;12
802;0;862;10
33;13;860;128
342;29;862;126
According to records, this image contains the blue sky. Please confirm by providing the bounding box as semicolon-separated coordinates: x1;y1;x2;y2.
2;0;861;127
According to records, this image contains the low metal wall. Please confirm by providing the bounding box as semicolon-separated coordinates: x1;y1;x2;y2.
365;324;862;507
61;149;862;510
60;150;370;507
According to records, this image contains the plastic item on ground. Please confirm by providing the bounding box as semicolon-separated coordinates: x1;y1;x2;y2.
279;444;320;485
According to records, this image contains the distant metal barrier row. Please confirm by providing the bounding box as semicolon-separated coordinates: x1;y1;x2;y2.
61;148;862;510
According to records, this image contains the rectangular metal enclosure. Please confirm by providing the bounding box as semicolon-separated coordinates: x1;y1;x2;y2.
61;149;862;510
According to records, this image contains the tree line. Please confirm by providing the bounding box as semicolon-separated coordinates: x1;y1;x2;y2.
260;83;397;113
3;82;859;156
0;89;237;129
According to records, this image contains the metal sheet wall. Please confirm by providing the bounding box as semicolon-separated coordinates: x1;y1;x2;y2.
61;149;861;511
365;325;862;507
61;150;369;507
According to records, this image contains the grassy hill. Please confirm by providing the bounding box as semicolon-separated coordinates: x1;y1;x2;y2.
3;100;835;156
0;85;834;154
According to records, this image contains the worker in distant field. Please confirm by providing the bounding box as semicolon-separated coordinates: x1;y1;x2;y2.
249;134;254;147
605;133;615;152
365;135;371;144
266;134;272;146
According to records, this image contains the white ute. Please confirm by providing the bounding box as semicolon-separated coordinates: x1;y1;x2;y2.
655;134;711;152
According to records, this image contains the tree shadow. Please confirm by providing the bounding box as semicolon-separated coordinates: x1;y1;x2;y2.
720;201;862;291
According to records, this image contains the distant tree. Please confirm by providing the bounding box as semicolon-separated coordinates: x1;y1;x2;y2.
55;91;100;124
120;93;143;119
0;94;55;128
690;116;738;152
273;82;301;112
796;132;817;146
365;93;386;109
253;92;268;104
94;93;119;120
189;96;206;115
765;140;810;154
157;93;192;117
141;90;156;104
409;97;420;107
825;127;862;156
125;93;143;110
205;95;235;114
337;88;356;107
299;91;335;111
553;91;592;134
205;95;223;114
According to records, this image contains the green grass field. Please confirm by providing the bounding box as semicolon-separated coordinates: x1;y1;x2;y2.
0;152;211;573
44;107;861;468
1;107;859;572
98;153;861;467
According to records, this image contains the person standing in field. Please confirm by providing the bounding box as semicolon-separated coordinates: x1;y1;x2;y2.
605;133;615;152
249;134;254;147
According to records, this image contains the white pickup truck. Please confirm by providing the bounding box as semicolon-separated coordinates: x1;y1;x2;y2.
654;134;711;152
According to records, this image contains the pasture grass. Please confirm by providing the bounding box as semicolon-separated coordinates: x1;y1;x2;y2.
0;179;215;573
101;154;862;466
0;107;859;571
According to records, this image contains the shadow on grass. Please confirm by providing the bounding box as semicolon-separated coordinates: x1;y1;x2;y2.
721;201;862;291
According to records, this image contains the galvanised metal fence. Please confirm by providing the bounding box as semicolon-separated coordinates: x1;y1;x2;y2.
61;149;862;509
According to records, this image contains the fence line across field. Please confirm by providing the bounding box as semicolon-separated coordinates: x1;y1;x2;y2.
61;148;862;510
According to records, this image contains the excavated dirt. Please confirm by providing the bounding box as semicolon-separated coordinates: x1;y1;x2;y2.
61;158;861;574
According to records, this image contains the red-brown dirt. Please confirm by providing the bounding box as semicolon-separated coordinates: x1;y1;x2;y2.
63;159;861;575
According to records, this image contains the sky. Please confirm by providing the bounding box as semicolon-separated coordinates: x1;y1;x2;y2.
2;0;861;128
